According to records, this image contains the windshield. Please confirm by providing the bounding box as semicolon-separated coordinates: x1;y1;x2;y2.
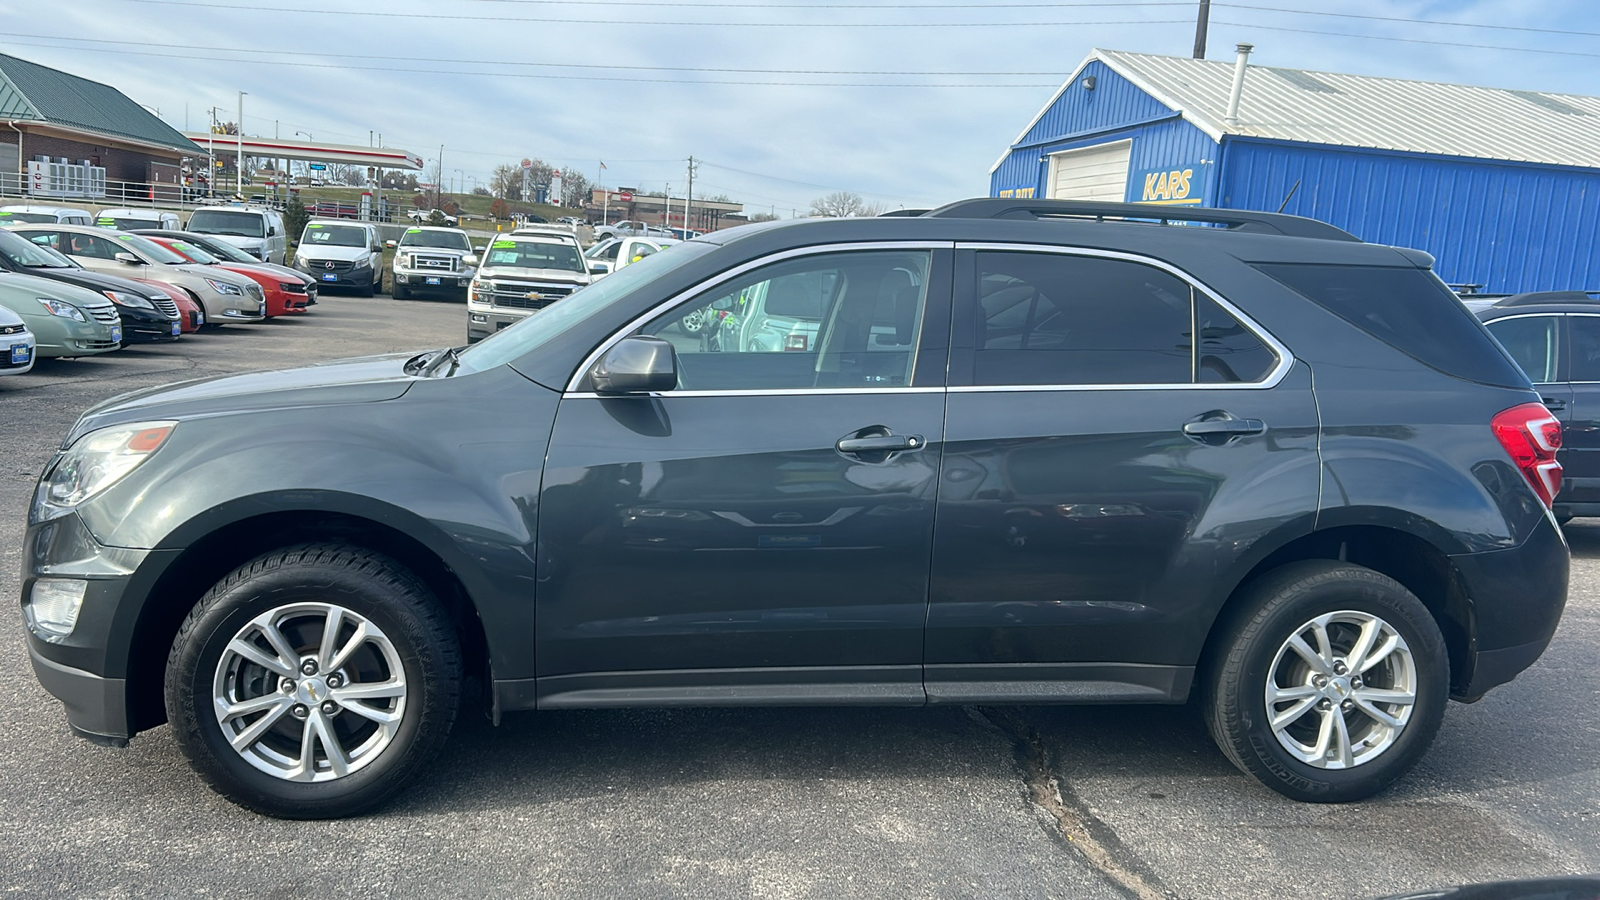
165;240;222;264
96;216;160;230
0;211;61;224
399;229;471;251
187;236;256;263
0;228;77;268
458;241;713;374
482;239;584;272
187;209;266;238
113;233;190;265
303;224;368;247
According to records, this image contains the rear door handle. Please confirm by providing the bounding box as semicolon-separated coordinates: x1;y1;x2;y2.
837;434;924;454
1182;418;1266;437
1541;396;1567;412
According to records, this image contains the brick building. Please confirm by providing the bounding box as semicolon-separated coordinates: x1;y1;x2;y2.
0;52;203;202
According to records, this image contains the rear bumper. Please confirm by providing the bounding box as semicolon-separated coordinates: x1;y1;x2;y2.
1450;512;1569;697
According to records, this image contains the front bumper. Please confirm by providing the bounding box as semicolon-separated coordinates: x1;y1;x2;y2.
396;270;473;295
28;645;128;746
117;306;181;342
466;302;533;342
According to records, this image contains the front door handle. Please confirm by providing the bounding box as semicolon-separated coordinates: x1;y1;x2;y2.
837;433;924;455
1182;418;1266;437
1542;396;1567;412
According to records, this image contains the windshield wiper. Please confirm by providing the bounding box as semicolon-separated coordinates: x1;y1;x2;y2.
421;346;466;377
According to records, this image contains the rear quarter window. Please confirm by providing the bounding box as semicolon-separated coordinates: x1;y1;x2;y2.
1253;263;1529;389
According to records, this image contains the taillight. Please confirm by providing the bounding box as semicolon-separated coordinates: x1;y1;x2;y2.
1491;403;1563;508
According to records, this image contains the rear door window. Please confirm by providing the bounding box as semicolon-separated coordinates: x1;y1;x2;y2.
963;251;1278;386
1485;316;1562;384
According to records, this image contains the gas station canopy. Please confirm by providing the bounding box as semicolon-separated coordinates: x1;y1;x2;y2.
180;133;424;170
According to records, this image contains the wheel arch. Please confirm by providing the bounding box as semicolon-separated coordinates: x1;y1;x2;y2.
120;497;493;735
1200;522;1476;698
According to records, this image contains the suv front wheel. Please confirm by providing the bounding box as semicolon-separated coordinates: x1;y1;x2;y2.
1204;561;1448;803
164;544;461;818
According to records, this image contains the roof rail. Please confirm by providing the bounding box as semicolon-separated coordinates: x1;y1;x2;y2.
1497;290;1600;307
923;198;1361;242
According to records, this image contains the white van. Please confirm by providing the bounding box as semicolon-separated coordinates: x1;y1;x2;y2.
185;205;287;264
95;209;182;231
0;205;93;226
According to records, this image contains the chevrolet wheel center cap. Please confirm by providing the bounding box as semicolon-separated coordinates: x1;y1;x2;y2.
295;678;328;706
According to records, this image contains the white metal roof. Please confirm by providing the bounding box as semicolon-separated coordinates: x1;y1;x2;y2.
1000;48;1600;172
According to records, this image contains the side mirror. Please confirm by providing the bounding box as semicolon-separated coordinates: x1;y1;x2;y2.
268;226;278;236
114;252;144;265
463;254;479;266
588;261;612;276
590;336;677;394
385;239;397;249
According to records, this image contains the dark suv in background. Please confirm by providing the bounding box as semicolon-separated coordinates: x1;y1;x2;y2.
1473;292;1600;523
20;200;1568;818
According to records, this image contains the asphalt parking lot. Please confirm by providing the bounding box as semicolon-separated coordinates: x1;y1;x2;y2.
1;295;1596;899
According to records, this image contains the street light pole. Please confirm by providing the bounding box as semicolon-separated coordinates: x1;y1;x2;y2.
236;91;246;196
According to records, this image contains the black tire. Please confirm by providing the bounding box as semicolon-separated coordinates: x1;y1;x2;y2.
165;544;461;819
1203;560;1448;803
392;281;409;300
357;278;375;298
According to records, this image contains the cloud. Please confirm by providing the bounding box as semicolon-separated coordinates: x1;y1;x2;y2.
7;0;1599;213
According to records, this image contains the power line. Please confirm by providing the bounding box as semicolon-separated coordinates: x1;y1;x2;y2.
1216;3;1600;39
3;32;1072;76
122;0;1193;26
0;39;1061;86
1210;19;1600;60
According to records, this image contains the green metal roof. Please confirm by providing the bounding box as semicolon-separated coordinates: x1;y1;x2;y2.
0;53;202;155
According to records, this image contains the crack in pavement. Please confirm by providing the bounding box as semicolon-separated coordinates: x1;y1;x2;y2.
971;708;1175;900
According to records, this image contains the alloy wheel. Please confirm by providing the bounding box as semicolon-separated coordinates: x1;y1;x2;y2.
212;602;407;782
1264;610;1418;769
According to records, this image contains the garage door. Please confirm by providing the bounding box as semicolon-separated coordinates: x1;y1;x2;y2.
1047;140;1132;202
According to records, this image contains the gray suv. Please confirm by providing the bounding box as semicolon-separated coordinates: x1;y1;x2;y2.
21;200;1567;819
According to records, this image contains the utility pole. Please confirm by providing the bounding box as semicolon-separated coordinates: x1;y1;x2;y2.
684;156;697;236
208;107;217;197
665;183;671;229
236;91;246;196
436;144;444;209
1193;0;1211;59
375;133;383;222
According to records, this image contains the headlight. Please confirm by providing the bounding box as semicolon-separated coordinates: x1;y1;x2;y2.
33;421;176;522
351;257;372;270
104;290;154;309
205;278;243;295
36;298;87;321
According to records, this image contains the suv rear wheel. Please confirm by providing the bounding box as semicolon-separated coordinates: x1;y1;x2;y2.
1204;561;1448;802
164;544;460;818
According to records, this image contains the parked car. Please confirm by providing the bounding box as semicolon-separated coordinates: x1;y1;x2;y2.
144;236;308;317
185;206;288;264
592;219;670;240
131;230;317;309
1472;290;1600;523
0;269;120;357
407;209;459;227
127;276;205;332
18;199;1568;820
0;205;93;226
13;225;266;325
95;209;182;231
466;231;589;342
583;235;674;278
292;220;384;296
0;228;182;341
389;226;477;300
0;305;35;375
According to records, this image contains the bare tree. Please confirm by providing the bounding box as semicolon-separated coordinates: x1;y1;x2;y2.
809;190;884;217
560;170;590;208
325;163;361;186
748;212;779;223
489;163;521;199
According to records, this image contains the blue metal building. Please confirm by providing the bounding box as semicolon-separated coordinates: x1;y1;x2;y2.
990;48;1600;293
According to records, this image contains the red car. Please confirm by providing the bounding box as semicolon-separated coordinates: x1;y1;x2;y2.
127;277;205;332
146;237;310;317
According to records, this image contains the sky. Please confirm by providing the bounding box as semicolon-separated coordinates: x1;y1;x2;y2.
6;0;1600;215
